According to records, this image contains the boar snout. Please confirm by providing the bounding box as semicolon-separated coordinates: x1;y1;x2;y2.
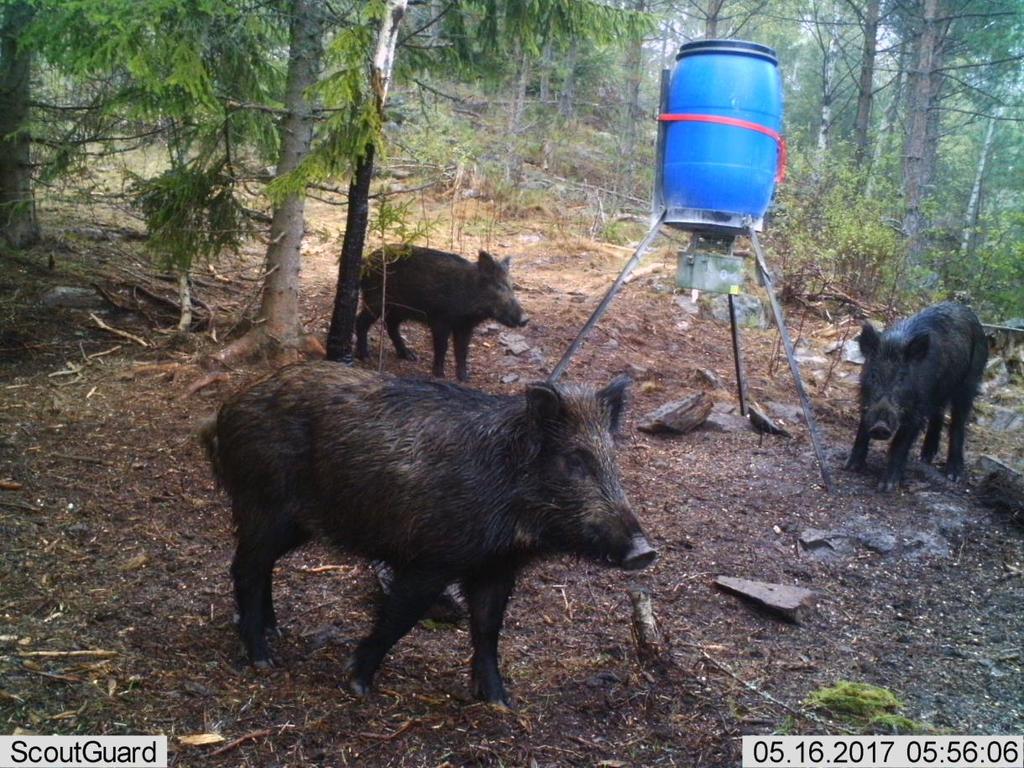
868;422;893;440
620;534;658;571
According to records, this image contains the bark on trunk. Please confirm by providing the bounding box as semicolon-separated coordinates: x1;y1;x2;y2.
0;1;39;249
177;270;192;333
853;0;880;166
324;0;407;361
621;0;647;179
705;0;725;38
903;0;942;264
816;14;840;169
506;42;529;183
959;115;996;258
215;0;324;365
558;41;578;119
866;44;906;198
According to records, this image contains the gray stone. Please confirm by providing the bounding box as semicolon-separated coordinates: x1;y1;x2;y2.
766;401;803;425
702;404;750;433
827;339;866;365
857;531;898;554
694;367;723;389
500;373;520;384
673;294;700;316
981;406;1024;433
637;392;713;435
903;532;951;559
799;529;857;559
41;286;104;310
981;357;1010;394
709;294;768;329
499;332;532;356
714;576;816;623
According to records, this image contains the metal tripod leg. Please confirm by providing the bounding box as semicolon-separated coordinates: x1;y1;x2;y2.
728;293;749;416
748;227;834;491
548;210;666;383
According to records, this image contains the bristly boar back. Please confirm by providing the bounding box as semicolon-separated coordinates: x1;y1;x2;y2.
206;362;656;706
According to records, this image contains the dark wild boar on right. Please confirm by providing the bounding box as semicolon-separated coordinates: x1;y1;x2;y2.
202;362;656;707
846;302;987;492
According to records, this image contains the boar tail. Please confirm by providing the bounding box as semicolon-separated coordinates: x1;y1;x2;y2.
198;414;222;483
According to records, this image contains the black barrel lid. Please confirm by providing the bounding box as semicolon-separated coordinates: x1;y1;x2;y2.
676;39;777;64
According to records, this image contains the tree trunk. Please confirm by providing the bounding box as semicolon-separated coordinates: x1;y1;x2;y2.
853;0;880;166
506;42;529;183
324;0;408;362
539;38;552;104
215;0;324;365
705;0;726;39
0;1;39;249
325;144;375;361
621;0;646;181
816;13;840;169
558;41;578;119
177;270;192;333
866;44;905;198
902;0;942;264
959;114;996;258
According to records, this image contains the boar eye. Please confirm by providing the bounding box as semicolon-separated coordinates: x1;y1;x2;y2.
561;450;593;479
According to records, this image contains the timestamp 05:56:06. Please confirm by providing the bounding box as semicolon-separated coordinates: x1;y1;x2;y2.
742;735;1023;768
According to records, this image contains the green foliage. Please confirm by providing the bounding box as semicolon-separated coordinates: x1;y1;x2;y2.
773;146;907;307
370;187;435;247
134;157;250;271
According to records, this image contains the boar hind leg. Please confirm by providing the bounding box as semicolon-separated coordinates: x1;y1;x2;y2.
464;567;516;707
386;315;418;361
453;326;473;382
945;394;973;482
347;570;447;695
880;422;920;493
429;322;451;378
920;411;944;465
232;513;310;665
355;309;377;359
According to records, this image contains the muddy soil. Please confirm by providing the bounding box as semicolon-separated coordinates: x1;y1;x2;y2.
1;210;1021;767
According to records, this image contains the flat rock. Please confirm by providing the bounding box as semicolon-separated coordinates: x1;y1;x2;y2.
637;392;712;435
709;294;768;329
694;367;724;389
498;332;532;356
826;339;866;365
673;295;700;316
701;404;750;434
41;286;104;310
714;576;816;623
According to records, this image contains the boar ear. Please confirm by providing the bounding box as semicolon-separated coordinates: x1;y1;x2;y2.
500;256;512;273
857;323;880;358
904;331;930;361
526;382;564;427
598;375;631;433
478;250;500;275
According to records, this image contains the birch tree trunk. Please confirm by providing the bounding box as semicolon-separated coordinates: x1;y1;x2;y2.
216;0;324;364
902;0;942;264
325;0;408;362
0;1;39;249
558;41;578;119
959;115;996;258
853;0;880;166
816;13;840;169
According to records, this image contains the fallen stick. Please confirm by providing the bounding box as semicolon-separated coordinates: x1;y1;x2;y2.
208;729;273;757
184;372;230;397
628;586;668;669
89;313;149;347
18;649;117;659
357;719;419;741
0;481;22;491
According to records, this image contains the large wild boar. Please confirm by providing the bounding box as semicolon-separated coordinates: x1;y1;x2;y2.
846;302;988;492
355;245;528;381
202;363;656;706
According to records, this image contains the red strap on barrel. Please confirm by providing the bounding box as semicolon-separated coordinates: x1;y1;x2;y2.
659;112;787;183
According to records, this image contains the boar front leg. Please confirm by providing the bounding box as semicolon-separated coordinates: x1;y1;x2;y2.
880;422;921;492
347;570;446;695
464;566;517;707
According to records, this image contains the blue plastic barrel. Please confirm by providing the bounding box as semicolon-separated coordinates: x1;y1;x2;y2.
659;39;784;230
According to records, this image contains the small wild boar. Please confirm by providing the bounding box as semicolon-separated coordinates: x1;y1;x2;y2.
202;362;656;706
846;302;987;492
355;245;528;381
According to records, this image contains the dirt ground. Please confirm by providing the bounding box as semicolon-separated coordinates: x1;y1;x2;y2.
1;200;1022;767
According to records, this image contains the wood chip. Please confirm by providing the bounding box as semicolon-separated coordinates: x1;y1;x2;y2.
178;733;226;746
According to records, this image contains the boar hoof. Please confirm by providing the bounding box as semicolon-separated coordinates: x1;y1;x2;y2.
347;677;371;696
398;350;418;362
253;658;274;670
843;457;865;472
877;479;899;493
